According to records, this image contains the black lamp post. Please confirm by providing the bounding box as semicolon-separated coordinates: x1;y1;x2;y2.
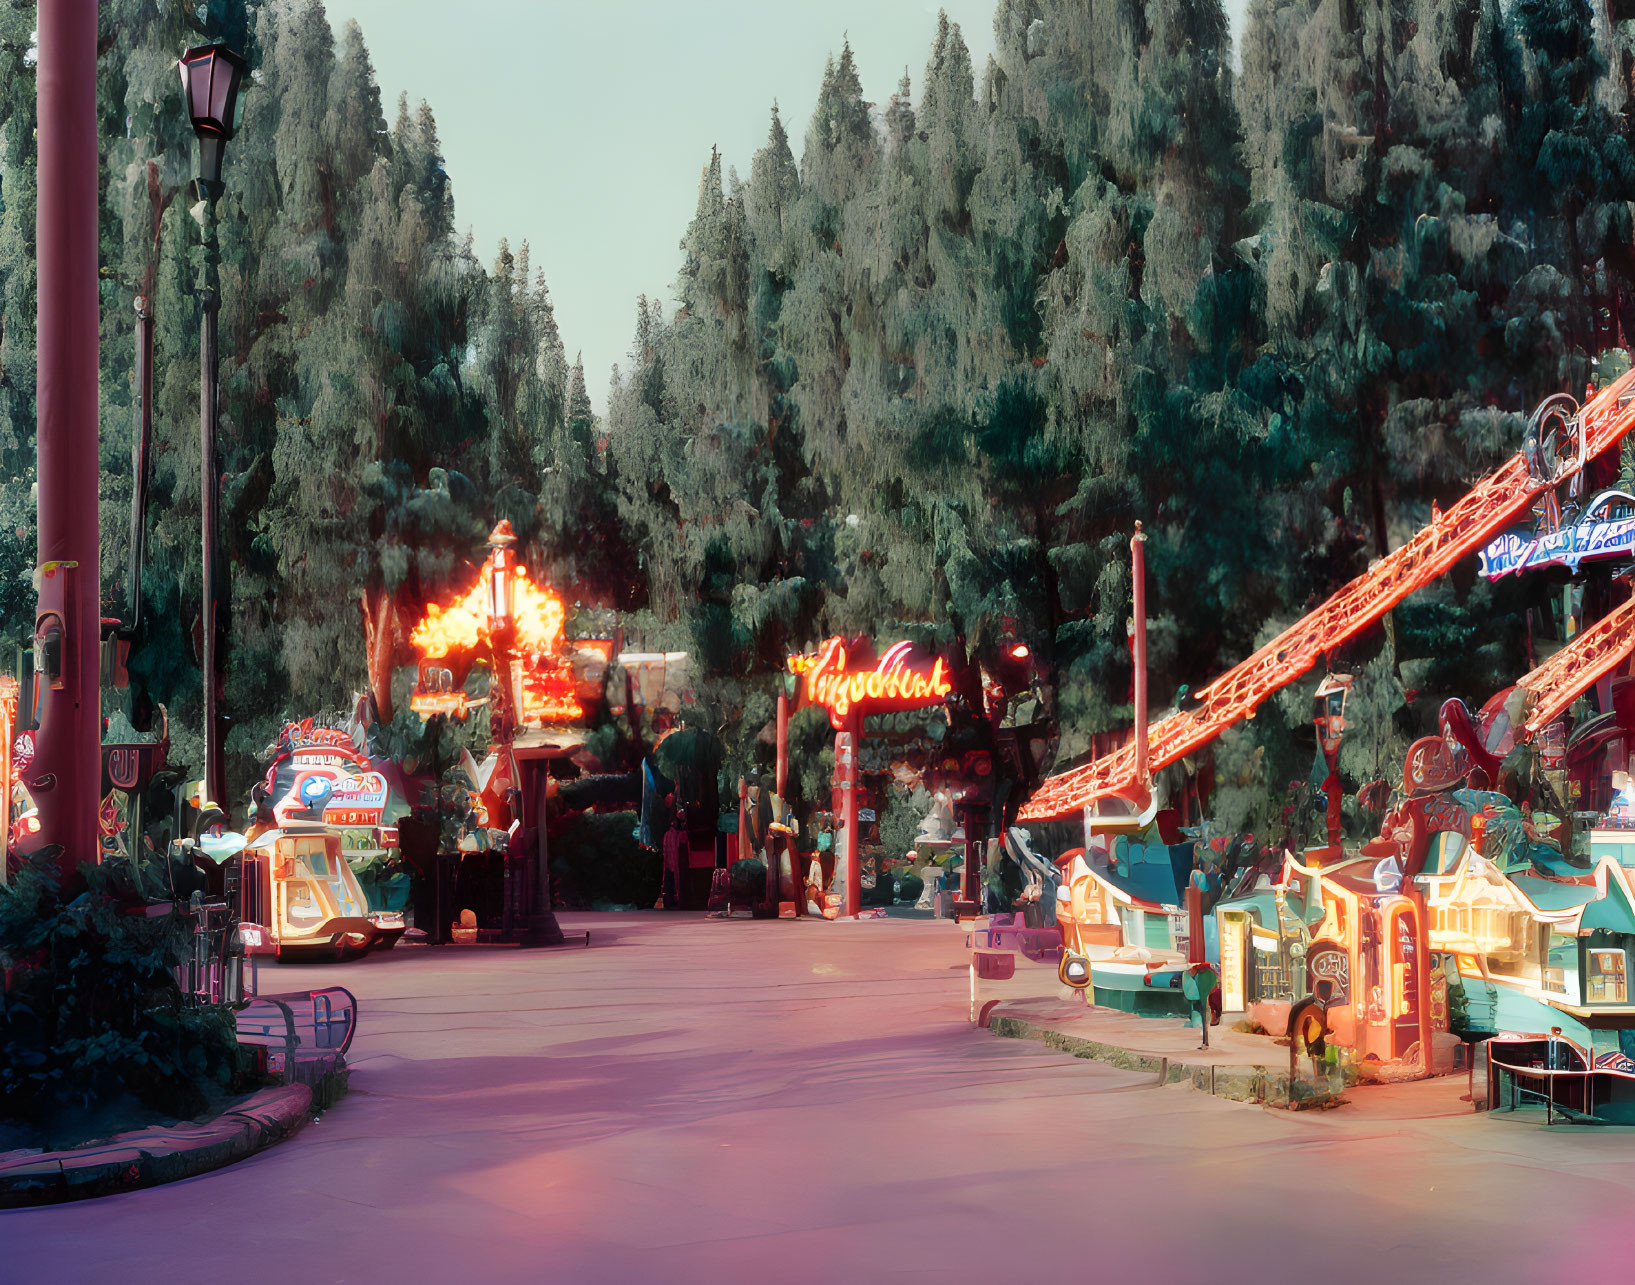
179;43;245;815
180;44;245;198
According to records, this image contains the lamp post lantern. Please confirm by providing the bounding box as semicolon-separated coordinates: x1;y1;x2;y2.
179;42;245;814
482;521;520;748
1313;673;1354;856
179;43;246;198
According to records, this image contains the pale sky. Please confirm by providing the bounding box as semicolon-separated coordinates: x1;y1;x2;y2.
334;0;1248;416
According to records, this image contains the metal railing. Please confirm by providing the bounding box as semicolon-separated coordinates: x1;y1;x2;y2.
175;896;246;1008
1483;1037;1635;1124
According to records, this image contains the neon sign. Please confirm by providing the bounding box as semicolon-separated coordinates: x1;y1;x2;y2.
408;563;566;658
409;688;470;718
275;719;367;767
516;658;585;725
789;638;952;729
1480;489;1635;579
407;521;584;727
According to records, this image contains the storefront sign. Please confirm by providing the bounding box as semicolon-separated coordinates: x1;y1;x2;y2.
326;771;389;826
1219;912;1247;1010
275;720;367;770
790;638;952;729
265;720;393;828
1430;969;1449;1032
1480;489;1635;580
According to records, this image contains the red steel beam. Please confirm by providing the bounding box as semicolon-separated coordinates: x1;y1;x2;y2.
1515;596;1635;739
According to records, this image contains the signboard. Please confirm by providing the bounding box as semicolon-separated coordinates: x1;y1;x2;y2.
1480;489;1635;580
325;771;390;826
265;720;393;828
1219;912;1248;1011
1537;716;1567;770
790;637;952;730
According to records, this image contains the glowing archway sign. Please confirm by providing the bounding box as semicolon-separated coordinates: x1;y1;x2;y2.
787;636;954;918
789;638;952;730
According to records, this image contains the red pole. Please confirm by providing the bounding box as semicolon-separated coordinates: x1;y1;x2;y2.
960;802;985;907
1324;754;1344;854
843;706;861;918
775;688;794;912
775;689;789;800
1186;884;1204;965
32;1;102;877
1132;523;1148;788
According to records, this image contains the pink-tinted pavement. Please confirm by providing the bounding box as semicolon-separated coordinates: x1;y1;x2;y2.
5;912;1635;1283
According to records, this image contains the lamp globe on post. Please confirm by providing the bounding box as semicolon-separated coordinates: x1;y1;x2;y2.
178;42;246;818
179;43;246;200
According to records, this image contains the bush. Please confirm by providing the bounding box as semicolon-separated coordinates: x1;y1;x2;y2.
548;811;660;909
862;870;896;907
728;857;765;903
896;873;924;903
0;851;248;1145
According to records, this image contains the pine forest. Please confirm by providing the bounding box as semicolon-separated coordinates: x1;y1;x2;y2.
0;0;1629;839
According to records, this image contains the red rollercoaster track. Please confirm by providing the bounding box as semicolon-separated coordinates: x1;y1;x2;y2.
1514;593;1635;740
1020;367;1635;823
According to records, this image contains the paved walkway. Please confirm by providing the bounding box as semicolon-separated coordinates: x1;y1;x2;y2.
5;912;1635;1283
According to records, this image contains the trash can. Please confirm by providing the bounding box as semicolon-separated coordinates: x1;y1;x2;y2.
401;813;458;944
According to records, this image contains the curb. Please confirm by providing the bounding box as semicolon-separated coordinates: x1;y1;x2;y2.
986;1010;1346;1108
0;1080;327;1209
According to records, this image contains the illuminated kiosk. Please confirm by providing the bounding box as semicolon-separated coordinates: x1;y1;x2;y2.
1026;373;1635;1061
235;718;408;960
788;637;954;917
241;820;383;962
1202;604;1635;1088
1053;834;1195;1014
408;521;597;946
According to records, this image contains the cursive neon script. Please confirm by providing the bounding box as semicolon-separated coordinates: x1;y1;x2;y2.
791;638;951;725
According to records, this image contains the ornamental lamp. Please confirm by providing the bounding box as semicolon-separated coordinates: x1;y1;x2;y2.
178;43;247;193
1313;673;1353;757
485;520;519;627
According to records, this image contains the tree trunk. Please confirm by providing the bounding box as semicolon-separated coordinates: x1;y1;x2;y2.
361;588;398;726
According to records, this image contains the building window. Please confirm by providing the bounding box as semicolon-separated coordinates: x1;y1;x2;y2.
1542;928;1575;995
1587;948;1628;1004
1251;932;1291;1000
